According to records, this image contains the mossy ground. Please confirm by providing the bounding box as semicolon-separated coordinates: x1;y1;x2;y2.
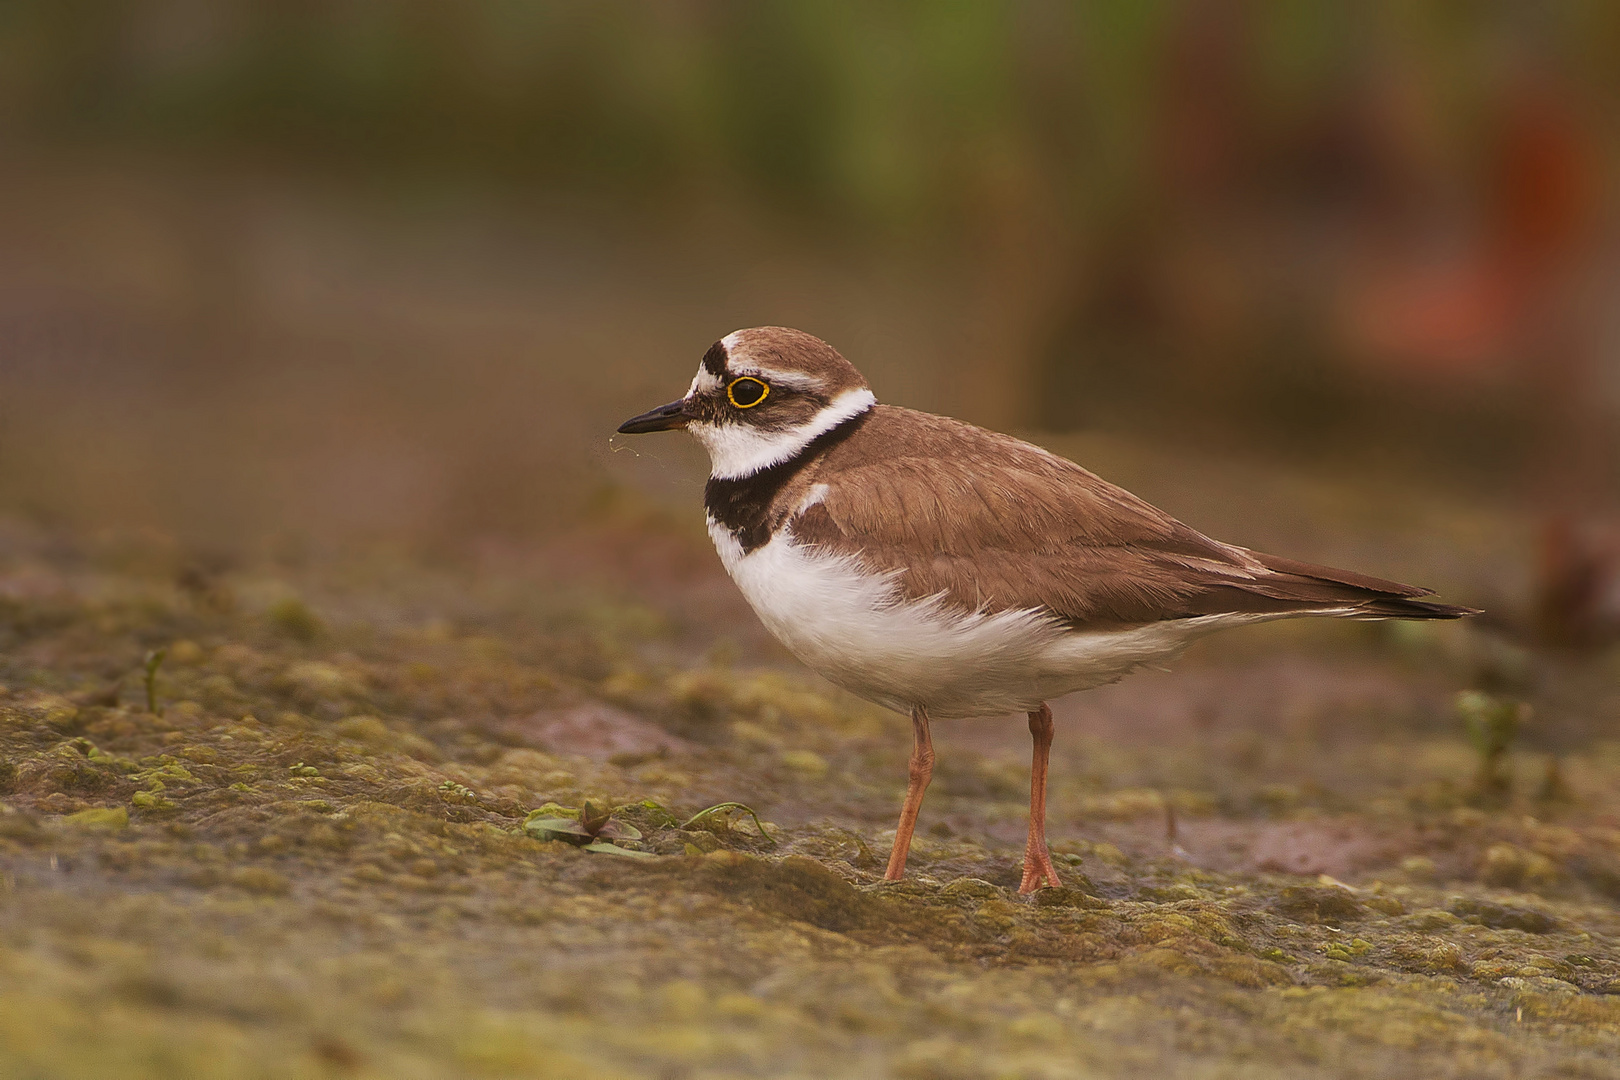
2;509;1619;1080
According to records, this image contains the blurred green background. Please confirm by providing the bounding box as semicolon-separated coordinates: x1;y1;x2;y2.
1;1;1617;552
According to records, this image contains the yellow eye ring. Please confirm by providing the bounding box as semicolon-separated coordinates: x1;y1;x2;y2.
727;376;770;408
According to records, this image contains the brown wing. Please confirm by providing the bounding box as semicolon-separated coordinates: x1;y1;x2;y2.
789;407;1472;629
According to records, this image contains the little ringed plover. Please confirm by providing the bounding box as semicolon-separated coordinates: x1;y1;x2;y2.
619;327;1477;894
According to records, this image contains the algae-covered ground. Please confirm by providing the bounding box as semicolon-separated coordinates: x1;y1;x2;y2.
3;472;1620;1079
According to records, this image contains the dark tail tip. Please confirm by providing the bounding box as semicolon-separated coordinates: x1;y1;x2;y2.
1360;598;1482;621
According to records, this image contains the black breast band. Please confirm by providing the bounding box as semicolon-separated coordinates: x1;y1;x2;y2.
704;410;871;553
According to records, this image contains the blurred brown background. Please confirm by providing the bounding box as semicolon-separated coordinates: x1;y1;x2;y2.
2;1;1617;565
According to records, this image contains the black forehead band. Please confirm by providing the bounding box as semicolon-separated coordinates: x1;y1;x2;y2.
701;340;728;377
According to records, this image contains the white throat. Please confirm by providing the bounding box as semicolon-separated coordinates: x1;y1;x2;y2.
690;388;875;479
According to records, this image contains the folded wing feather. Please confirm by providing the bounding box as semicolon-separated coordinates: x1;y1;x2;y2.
787;406;1473;629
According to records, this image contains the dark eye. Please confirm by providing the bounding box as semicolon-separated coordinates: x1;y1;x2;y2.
727;376;770;408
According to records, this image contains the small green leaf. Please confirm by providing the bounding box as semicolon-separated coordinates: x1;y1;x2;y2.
582;841;657;859
679;802;777;847
595;820;642;841
527;801;643;843
525;817;592;841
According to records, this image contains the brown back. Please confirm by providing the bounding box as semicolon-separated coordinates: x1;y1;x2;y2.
769;406;1464;628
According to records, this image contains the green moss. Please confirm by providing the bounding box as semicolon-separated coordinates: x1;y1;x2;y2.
1031;886;1106;909
61;806;128;830
130;791;177;813
333;714;390;744
1;528;1618;1078
938;877;1003;904
779;748;829;776
1447;897;1557;933
1272;885;1367;925
265;596;323;642
1389;936;1463;974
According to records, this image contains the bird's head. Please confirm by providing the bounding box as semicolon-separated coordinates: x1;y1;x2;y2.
617;327;875;478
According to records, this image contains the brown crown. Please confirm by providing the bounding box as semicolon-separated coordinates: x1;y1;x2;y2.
716;327;870;397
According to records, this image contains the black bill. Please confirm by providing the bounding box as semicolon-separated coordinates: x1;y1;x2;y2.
617;398;690;434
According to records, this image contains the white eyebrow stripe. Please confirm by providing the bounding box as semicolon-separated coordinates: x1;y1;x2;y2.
743;367;821;392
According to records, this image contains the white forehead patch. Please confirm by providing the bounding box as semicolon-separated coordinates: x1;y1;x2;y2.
688;364;722;396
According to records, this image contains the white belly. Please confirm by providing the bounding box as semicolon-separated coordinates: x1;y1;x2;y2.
710;521;1264;718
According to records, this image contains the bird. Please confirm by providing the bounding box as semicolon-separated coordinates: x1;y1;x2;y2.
618;327;1478;894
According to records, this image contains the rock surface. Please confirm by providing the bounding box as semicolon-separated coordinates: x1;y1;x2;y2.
1;516;1618;1078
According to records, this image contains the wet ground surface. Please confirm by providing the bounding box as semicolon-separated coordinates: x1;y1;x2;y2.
2;479;1619;1079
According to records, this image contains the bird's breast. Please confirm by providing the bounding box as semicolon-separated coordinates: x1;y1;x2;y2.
706;518;1216;717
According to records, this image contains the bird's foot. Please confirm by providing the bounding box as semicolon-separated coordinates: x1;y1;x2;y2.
1018;845;1061;894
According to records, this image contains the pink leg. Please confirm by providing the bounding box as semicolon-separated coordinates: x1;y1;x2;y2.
1019;702;1062;894
884;705;934;881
